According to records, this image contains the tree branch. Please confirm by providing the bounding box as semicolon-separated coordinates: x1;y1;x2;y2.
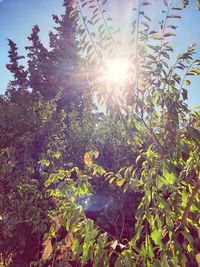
180;181;200;228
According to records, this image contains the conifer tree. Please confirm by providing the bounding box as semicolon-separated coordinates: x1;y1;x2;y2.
48;0;85;111
6;39;28;99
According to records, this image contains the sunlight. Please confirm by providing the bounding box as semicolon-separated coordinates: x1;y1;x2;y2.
106;58;129;83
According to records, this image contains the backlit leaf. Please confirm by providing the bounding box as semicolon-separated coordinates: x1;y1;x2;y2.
42;239;53;260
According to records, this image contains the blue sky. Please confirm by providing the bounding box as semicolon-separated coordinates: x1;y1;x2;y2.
0;0;200;108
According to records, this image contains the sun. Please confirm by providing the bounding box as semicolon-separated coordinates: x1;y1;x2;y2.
106;58;129;83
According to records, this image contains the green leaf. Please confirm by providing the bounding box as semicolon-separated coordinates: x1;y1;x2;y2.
121;250;133;267
39;159;50;167
161;254;169;267
53;151;61;159
151;229;163;247
129;218;143;246
82;220;96;265
116;178;125;187
72;239;82;257
79;181;89;195
163;167;176;185
114;257;123;267
145;235;155;259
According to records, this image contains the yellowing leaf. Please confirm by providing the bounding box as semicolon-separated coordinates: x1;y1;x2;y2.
116;178;125;187
84;152;92;166
93;150;99;158
42;239;53;260
150;34;163;40
52;215;61;232
65;234;74;248
196;253;200;265
185;80;191;86
111;240;118;250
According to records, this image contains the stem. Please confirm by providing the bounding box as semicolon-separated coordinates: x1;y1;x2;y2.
114;95;133;142
51;235;58;267
156;1;173;88
135;0;141;62
179;61;194;93
141;117;163;152
180;181;200;228
76;0;102;65
119;207;125;240
97;0;120;57
158;1;174;62
135;0;142;96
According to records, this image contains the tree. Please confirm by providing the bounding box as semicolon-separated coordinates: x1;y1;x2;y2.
38;1;200;266
1;0;200;266
25;1;88;113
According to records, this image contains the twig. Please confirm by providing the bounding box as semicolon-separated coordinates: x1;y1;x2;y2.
180;181;200;228
119;207;125;240
76;0;102;65
96;0;120;57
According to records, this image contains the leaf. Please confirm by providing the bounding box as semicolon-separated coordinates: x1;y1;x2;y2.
39;159;50;167
167;14;181;19
93;150;99;158
52;215;61;232
163;167;176;185
196;253;200;265
150;34;163;40
129;218;143;246
161;51;170;59
182;88;188;100
65;234;74;248
164;0;168;6
114;257;123;267
147;45;160;52
79;181;89;195
84;152;92;166
151;229;163;247
149;30;158;35
53;151;61;159
42;239;53;260
121;250;134;267
111;240;119;250
185;80;191;86
172;6;182;10
144;15;151;21
87;45;93;54
142;1;151;6
116;178;125;187
161;254;169;267
81;2;87;8
164;32;176;37
81;220;96;265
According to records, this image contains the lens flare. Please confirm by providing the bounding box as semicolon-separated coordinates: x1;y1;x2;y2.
106;58;129;83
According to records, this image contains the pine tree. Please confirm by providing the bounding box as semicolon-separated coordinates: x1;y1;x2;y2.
48;0;85;112
23;1;87;113
25;25;53;99
6;39;28;98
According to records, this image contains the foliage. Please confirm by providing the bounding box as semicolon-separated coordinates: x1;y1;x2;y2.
1;0;200;267
37;1;200;266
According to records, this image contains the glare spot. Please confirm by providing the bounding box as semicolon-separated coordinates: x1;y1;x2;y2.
107;58;129;83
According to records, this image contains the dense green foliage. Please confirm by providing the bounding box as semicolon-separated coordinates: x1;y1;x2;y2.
0;0;200;266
